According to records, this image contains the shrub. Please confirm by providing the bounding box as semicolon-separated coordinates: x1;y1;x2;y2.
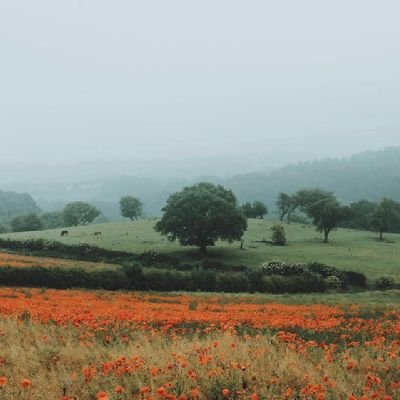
374;276;395;291
342;270;367;288
246;269;266;292
217;273;249;292
306;262;339;278
121;263;144;288
139;249;160;265
260;260;305;276
190;268;217;292
326;275;343;289
0;267;129;290
271;224;286;246
306;262;345;288
268;271;326;293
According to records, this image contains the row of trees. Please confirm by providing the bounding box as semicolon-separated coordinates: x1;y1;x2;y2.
8;196;145;232
5;182;400;249
277;189;400;241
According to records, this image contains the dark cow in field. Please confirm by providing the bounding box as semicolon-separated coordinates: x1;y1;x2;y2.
94;231;102;236
60;230;69;237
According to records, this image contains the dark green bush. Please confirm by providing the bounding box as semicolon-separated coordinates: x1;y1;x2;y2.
246;269;266;292
217;273;249;292
271;224;286;246
342;270;367;288
0;267;129;290
190;268;217;292
121;262;144;287
269;271;327;293
374;276;395;291
306;262;341;278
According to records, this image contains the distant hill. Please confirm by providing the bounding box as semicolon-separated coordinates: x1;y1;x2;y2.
2;147;400;218
0;190;41;222
224;147;400;210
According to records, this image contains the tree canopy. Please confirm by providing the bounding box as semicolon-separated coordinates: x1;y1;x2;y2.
0;190;41;221
276;192;297;221
62;201;100;226
155;182;247;252
306;197;350;242
368;198;400;240
10;213;43;232
240;201;268;219
119;196;143;220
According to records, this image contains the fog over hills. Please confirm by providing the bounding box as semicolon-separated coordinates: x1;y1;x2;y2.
1;147;400;220
2;1;400;183
1;1;400;218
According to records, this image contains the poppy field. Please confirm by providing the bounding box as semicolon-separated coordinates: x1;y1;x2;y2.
0;288;398;400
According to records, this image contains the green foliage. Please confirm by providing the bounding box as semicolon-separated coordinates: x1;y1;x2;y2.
41;211;65;229
340;200;377;230
305;196;350;242
266;271;327;293
271;224;286;246
294;188;334;211
307;262;346;288
306;261;342;278
155;182;247;252
121;262;144;286
374;276;396;291
119;196;143;220
0;266;129;290
259;260;365;290
10;213;43;232
276;192;297;221
368;198;400;240
261;260;305;276
3;218;399;282
226;147;400;214
0;190;41;220
62;201;101;226
240;201;268;219
342;271;367;288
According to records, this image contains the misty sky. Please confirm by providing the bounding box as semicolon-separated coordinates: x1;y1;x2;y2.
1;0;400;169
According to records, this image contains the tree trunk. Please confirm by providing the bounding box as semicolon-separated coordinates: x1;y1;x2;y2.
323;228;329;243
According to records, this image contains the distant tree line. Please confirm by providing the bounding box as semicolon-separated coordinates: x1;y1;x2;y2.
277;189;400;241
2;178;400;246
1;195;145;233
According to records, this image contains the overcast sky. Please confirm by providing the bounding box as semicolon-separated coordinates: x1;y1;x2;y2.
1;0;400;170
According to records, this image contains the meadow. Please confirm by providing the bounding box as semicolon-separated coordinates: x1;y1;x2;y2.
2;219;400;281
0;288;398;400
0;251;117;271
0;221;399;399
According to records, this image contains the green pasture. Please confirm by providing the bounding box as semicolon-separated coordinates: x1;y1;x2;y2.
2;219;400;281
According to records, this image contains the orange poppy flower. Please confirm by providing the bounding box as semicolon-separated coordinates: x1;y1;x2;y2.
20;379;31;389
96;391;109;400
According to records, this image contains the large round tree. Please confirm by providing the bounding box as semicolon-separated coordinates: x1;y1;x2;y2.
63;201;100;226
155;183;247;253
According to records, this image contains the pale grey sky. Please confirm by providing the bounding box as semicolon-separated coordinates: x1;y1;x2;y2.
1;0;400;169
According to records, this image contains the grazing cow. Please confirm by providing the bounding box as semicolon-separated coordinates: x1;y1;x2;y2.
94;231;102;236
61;230;69;237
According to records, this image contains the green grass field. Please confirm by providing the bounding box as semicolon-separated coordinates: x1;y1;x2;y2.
2;219;400;281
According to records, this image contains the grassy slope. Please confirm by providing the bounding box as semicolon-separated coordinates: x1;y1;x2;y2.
2;219;400;281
